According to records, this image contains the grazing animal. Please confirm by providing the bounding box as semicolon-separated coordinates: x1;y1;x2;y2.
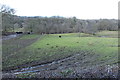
59;35;61;38
27;32;30;34
16;32;23;34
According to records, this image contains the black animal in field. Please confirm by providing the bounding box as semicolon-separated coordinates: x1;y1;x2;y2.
59;35;61;38
27;32;30;34
16;32;23;34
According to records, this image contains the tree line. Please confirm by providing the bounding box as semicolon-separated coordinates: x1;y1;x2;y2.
0;5;118;35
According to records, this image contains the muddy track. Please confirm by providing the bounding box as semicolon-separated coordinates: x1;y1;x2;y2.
2;51;119;78
2;53;74;72
2;50;87;72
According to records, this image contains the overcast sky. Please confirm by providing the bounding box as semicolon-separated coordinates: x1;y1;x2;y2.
0;0;119;19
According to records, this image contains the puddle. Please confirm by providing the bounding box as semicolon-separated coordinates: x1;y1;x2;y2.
2;34;21;40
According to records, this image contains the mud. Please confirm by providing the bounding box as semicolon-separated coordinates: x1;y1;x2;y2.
2;52;119;78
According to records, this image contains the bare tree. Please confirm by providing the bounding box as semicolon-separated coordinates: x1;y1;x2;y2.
0;4;15;35
0;4;15;14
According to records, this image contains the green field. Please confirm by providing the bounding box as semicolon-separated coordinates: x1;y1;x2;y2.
2;31;118;72
95;31;118;38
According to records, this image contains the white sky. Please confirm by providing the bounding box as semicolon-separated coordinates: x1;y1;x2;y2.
0;0;119;19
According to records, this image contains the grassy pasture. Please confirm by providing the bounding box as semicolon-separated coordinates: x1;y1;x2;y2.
2;34;40;65
96;31;118;38
2;31;118;71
